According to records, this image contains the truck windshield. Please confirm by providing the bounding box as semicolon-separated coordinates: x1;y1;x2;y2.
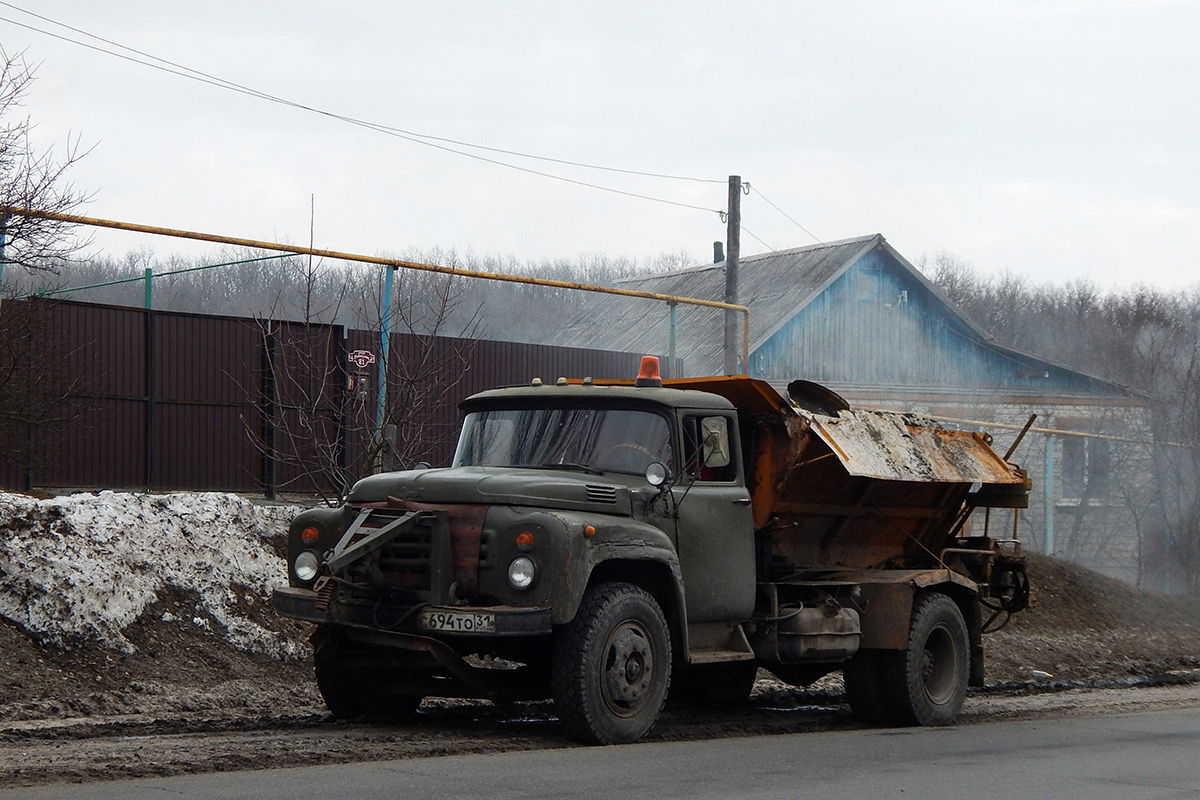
453;407;674;475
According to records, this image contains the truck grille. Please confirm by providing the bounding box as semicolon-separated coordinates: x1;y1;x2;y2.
354;509;433;591
339;502;489;601
585;484;619;504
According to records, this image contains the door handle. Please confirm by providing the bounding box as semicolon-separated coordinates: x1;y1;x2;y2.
733;497;751;505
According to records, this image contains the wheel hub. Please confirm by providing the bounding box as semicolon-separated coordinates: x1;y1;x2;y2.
603;621;655;712
920;651;935;682
921;623;957;704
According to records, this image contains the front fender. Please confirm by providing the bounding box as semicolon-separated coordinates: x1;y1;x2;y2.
558;517;683;627
482;507;683;627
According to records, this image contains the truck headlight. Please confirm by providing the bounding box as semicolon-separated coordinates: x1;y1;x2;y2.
507;556;537;590
294;550;320;583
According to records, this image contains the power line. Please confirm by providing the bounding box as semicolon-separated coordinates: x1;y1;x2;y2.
1;4;814;258
748;184;822;244
0;3;724;216
739;224;774;253
14;253;293;300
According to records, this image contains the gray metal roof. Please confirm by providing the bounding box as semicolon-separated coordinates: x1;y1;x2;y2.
557;234;1133;400
558;234;884;375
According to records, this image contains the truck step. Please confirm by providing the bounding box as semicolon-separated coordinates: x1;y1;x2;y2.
686;622;755;663
687;649;757;664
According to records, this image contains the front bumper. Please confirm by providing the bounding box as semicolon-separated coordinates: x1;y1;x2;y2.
272;586;553;636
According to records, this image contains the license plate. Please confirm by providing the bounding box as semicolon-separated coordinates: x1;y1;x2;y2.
419;609;496;633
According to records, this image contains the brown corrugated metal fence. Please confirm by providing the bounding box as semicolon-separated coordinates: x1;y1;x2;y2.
0;298;650;494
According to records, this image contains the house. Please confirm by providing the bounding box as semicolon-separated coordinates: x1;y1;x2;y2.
560;234;1149;584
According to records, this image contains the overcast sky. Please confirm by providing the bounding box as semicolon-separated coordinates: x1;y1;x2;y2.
2;1;1197;289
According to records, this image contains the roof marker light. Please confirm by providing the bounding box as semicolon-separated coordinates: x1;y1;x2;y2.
635;356;662;388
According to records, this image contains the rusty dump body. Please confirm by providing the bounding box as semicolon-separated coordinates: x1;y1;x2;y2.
659;375;1029;656
661;375;1027;572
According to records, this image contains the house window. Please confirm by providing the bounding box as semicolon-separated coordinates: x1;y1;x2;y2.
1061;436;1111;500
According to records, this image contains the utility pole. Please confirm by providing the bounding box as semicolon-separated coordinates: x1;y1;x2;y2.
723;175;741;375
376;265;395;471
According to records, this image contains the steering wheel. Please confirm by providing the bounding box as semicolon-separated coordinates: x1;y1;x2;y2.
601;442;655;460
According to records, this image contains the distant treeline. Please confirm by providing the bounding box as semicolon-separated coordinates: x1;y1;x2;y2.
6;247;698;345
12;245;1200;398
928;252;1200;594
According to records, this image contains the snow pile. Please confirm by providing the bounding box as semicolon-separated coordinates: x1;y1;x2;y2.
0;491;303;657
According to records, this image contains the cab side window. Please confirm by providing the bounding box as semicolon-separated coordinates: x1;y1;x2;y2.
682;414;737;482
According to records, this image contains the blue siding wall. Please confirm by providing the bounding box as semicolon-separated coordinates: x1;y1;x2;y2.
750;249;1097;393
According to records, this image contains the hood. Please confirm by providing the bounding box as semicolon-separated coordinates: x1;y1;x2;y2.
347;466;635;516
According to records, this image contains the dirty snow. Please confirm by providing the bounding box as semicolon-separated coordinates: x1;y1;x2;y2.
0;491;301;657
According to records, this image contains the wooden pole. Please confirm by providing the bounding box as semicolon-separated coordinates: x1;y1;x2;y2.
723;175;741;375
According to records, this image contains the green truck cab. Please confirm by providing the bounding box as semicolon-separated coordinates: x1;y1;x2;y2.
273;360;1029;744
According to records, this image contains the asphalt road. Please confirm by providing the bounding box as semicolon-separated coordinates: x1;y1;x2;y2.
4;706;1199;800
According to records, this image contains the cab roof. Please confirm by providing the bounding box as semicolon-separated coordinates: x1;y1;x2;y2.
460;380;736;411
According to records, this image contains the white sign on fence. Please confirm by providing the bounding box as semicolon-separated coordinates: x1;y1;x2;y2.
348;349;376;369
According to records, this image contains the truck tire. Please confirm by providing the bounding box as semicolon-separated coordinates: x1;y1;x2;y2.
313;627;421;721
842;649;892;724
313;627;367;719
552;582;672;744
884;592;969;726
671;662;758;707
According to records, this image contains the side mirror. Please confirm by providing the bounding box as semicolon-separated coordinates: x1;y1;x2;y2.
700;417;731;468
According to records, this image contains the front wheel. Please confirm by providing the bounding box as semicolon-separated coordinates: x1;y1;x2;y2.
313;627;368;719
312;627;421;721
552;582;672;744
884;592;970;726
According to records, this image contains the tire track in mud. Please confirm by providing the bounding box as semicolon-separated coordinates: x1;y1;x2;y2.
4;674;1200;789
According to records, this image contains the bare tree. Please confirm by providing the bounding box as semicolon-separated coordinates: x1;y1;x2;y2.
242;254;352;504
369;265;481;474
0;48;91;275
244;254;480;505
926;256;1200;594
0;50;92;483
1129;311;1200;594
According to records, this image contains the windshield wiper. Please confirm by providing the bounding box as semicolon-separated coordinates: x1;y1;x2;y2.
538;462;605;475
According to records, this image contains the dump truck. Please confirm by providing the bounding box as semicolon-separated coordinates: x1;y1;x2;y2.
273;357;1030;744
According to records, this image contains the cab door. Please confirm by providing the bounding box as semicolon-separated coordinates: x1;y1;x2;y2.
670;412;756;622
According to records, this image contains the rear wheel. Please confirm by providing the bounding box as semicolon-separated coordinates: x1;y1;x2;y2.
884;593;969;726
552;582;672;744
